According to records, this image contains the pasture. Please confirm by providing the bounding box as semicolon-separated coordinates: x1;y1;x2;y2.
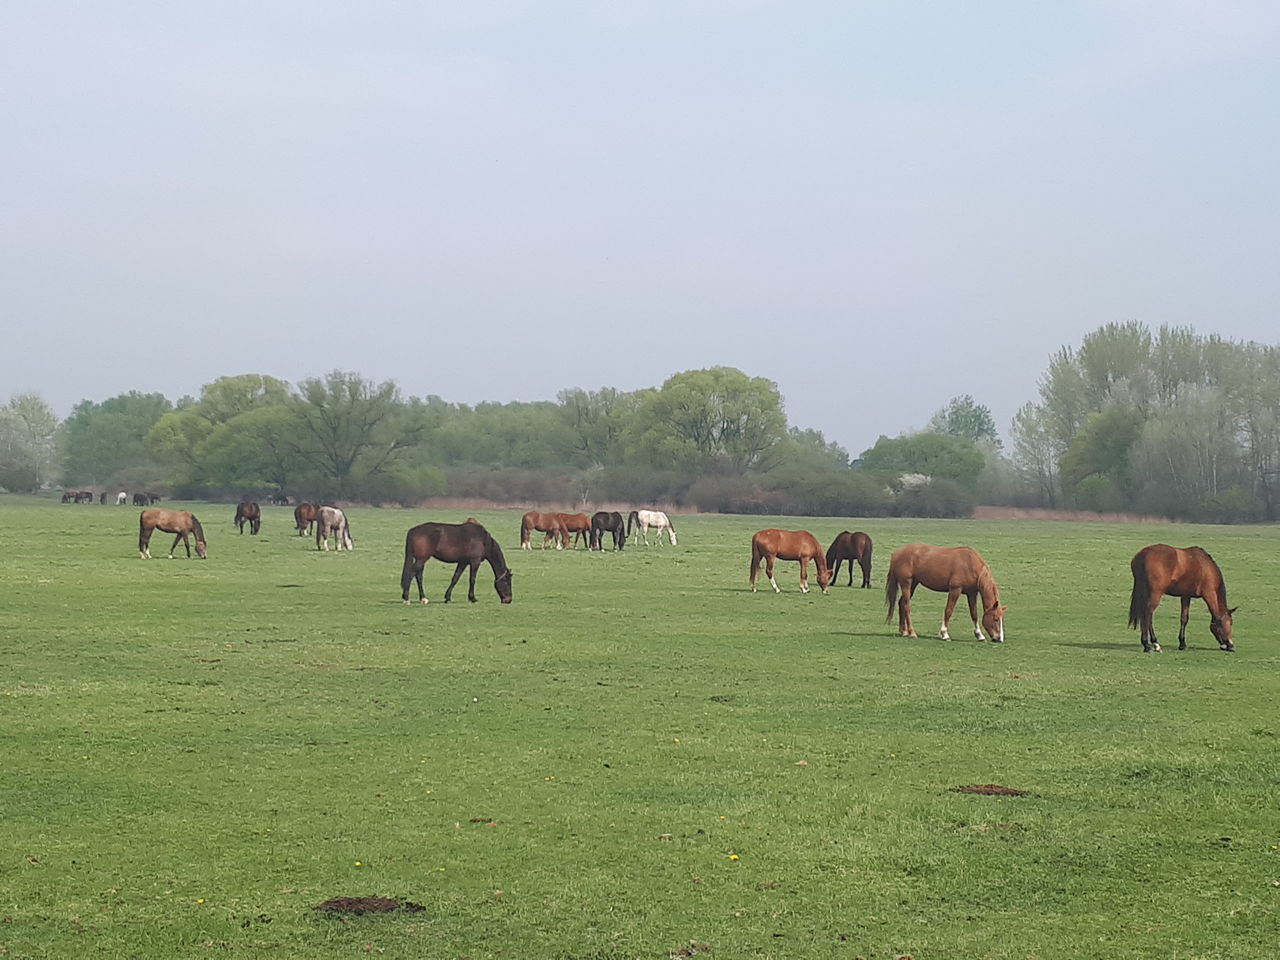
1;497;1277;959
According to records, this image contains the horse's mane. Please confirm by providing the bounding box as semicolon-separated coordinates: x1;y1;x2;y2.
976;562;999;604
485;530;509;571
190;515;205;543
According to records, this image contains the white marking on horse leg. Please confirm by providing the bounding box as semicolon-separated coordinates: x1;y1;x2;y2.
974;627;986;641
800;581;809;594
768;575;780;593
421;597;429;605
939;623;951;641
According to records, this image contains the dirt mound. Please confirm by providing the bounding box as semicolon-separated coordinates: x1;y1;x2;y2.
313;897;424;915
951;784;1028;796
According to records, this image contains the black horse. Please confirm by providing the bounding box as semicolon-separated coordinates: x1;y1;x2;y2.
401;521;513;604
234;500;262;535
826;531;873;588
590;511;626;550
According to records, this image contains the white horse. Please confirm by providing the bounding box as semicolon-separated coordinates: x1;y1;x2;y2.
628;509;677;546
316;505;354;551
116;491;128;505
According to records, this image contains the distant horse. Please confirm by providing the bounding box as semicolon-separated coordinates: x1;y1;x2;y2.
315;506;353;551
145;492;161;505
1128;544;1235;653
294;502;319;536
116;491;128;505
627;509;678;546
401;520;513;604
750;528;830;594
826;531;873;588
99;491;108;504
590;511;626;550
270;493;290;505
885;543;1005;642
234;501;262;535
519;511;566;550
555;512;592;548
133;493;148;506
74;490;94;503
139;508;207;559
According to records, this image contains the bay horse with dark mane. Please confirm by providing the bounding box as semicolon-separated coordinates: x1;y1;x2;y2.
590;511;626;550
554;512;592;548
402;521;513;604
294;502;319;536
139;508;207;559
234;501;261;535
750;529;830;594
885;543;1005;641
1129;544;1235;652
826;531;873;588
519;511;566;550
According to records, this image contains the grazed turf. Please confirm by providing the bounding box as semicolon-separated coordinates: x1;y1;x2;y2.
1;497;1277;959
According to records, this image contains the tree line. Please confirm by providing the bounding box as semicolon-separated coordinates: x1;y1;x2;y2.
3;324;1276;522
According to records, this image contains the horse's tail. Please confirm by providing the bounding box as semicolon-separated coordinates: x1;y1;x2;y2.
626;512;634;537
884;570;899;624
342;516;354;550
1128;552;1148;630
860;540;873;582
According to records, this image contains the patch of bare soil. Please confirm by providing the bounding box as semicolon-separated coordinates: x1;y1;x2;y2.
974;506;1168;523
951;784;1028;796
313;897;425;915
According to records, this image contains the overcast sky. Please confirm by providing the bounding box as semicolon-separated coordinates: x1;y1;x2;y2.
4;1;1278;455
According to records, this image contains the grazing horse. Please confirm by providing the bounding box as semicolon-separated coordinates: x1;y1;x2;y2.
270;493;290;505
116;491;128;505
133;493;148;506
826;531;873;588
1128;544;1235;653
590;511;626;550
554;512;592;548
628;509;678;546
234;500;262;535
401;521;513;604
139;508;207;559
100;492;108;504
294;502;319;536
885;543;1005;642
75;491;94;503
315;506;353;551
750;528;831;594
519;511;566;550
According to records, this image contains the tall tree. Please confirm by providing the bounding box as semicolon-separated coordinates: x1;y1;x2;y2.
61;391;172;485
858;432;986;491
927;395;1001;448
0;393;60;492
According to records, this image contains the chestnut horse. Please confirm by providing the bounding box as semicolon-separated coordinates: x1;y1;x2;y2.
234;500;261;535
401;520;513;604
885;543;1005;641
294;502;319;536
826;531;873;588
139;508;207;559
315;506;353;550
1128;544;1235;653
750;529;830;594
554;512;592;548
519;511;566;550
590;511;626;550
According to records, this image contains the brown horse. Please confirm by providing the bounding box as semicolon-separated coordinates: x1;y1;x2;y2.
750;529;831;594
139;508;207;559
590;511;626;550
402;520;513;604
885;543;1005;641
519;511;566;550
294;502;319;536
826;531;873;588
554;512;592;548
1129;544;1235;653
234;500;261;535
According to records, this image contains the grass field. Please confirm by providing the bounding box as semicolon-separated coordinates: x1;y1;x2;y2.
1;496;1277;959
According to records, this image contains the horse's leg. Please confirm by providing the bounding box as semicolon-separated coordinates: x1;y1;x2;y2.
750;546;760;592
401;558;418;603
898;580;916;637
466;560;481;602
169;532;185;559
940;588;962;640
1178;596;1191;650
443;562;467;602
967;592;987;641
765;554;781;593
799;557;810;594
1143;596;1161;652
860;552;872;588
139;525;151;559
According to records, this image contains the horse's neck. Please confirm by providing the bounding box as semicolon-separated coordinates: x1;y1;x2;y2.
977;568;1000;610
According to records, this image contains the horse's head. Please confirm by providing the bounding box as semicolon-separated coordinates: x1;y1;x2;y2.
668;529;678;546
982;604;1007;642
1211;607;1236;651
817;565;831;594
195;538;208;559
494;568;514;604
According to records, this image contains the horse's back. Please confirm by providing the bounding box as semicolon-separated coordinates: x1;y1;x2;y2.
753;528;819;559
892;542;987;587
1134;543;1222;596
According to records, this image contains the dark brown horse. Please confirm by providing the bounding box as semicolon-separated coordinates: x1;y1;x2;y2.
885;543;1005;641
590;511;626;550
133;493;148;506
139;508;207;559
270;493;290;505
294;502;319;536
750;529;831;594
234;501;261;535
519;511;566;550
1129;544;1235;653
402;521;513;604
554;512;592;548
826;531;873;588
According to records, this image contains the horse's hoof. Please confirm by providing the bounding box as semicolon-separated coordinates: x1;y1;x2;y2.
403;599;410;605
1223;644;1235;652
421;598;429;605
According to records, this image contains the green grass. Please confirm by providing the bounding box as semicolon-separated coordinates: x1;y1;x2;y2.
1;497;1277;959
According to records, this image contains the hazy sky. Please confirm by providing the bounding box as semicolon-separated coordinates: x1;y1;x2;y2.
4;1;1278;455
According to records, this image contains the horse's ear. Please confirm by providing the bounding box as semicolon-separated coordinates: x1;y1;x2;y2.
1000;604;1008;614
1228;606;1238;615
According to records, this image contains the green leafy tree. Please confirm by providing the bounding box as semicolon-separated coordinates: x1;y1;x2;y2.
557;387;636;467
927;395;1000;447
61;391;172;485
858;432;985;491
1058;406;1145;507
0;393;60;492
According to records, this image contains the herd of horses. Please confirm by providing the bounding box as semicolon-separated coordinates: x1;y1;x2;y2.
124;496;1237;653
62;490;161;505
